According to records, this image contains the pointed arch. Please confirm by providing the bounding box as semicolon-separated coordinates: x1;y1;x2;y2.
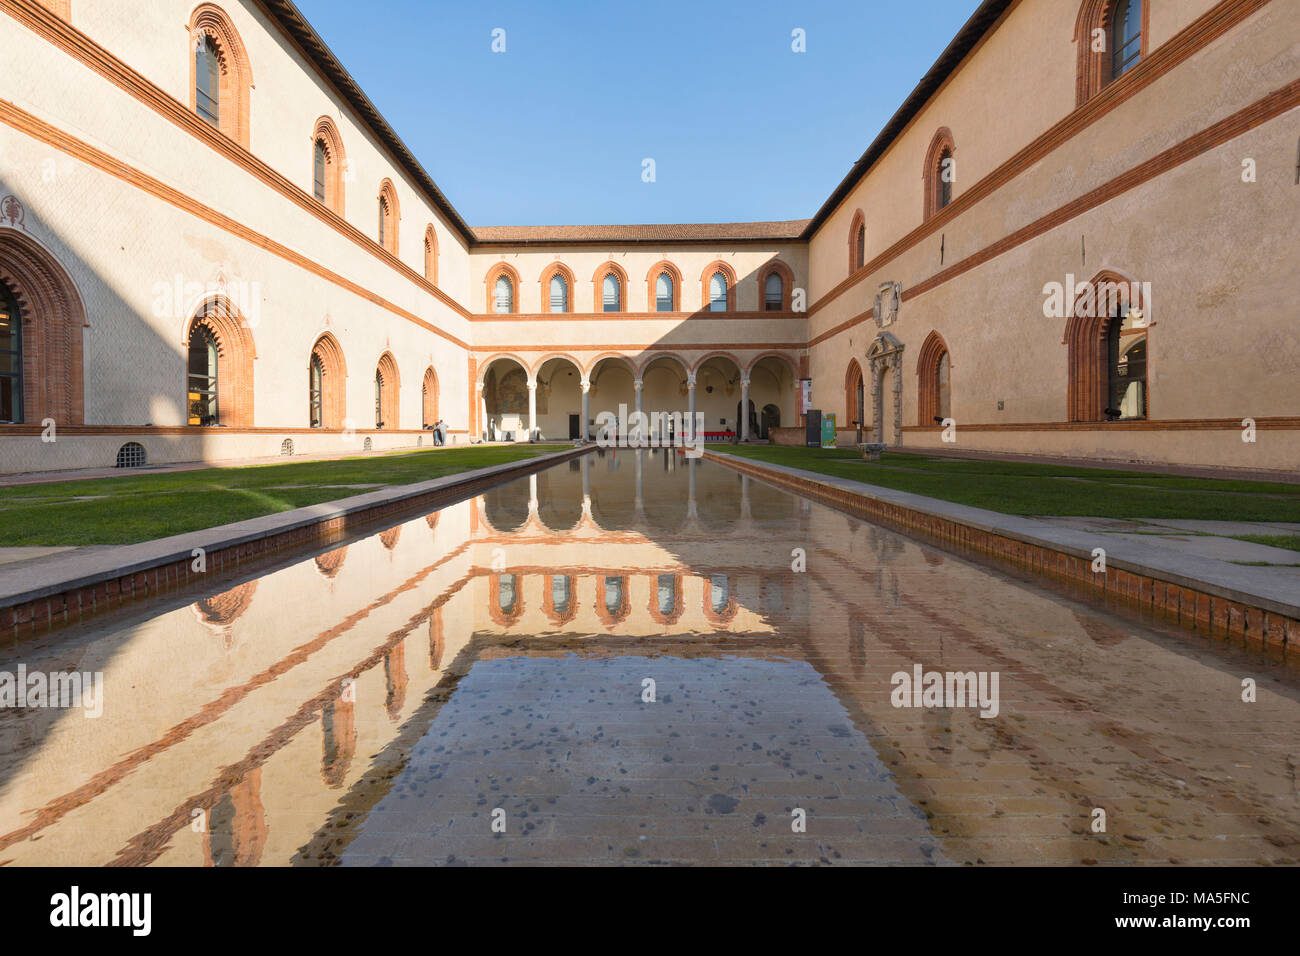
756;259;795;312
184;293;256;427
421;366;438;428
699;260;738;313
916;331;951;426
423;224;438;283
1064;269;1148;422
310;115;346;215
923;127;956;221
645;260;682;313
844;358;865;427
847;209;866;274
0;227;86;424
539;261;575;313
376;178;400;255
309;331;347;429
1074;0;1149;106
484;262;520;314
592;261;629;313
188;3;252;149
375;350;399;429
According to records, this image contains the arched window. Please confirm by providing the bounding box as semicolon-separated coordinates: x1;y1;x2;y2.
656;273;674;312
550;274;569;312
422;366;438;428
709;272;727;312
764;273;783;311
1075;0;1147;105
916;331;951;427
195;35;220;129
922;128;957;220
552;575;571;616
494;275;514;313
377;179;399;254
308;332;346;429
188;4;252;148
848;210;866;273
375;352;399;429
423;225;437;283
1110;0;1143;80
308;353;324;428
1065;271;1148;421
310;117;346;215
0;283;23;423
187;324;219;425
602;274;621;312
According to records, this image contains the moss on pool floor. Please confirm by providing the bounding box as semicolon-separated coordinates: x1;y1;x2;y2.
712;445;1300;522
0;445;571;546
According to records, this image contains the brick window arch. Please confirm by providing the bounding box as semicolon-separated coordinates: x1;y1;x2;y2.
1065;270;1149;421
844;358;865;429
421;366;438;428
308;332;347;429
0;228;86;424
848;209;866;274
702;573;737;626
648;573;683;626
375;350;399;429
757;260;795;312
188;4;252;149
489;573;525;627
184;294;255;427
543;574;578;627
699;260;738;313
423;225;438;283
923;128;956;221
539;262;575;313
595;575;630;628
645;260;682;313
311;116;346;215
1074;0;1149;106
592;262;628;313
916;331;951;426
377;178;400;255
484;262;520;314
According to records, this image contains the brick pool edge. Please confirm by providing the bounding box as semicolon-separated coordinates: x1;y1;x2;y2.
0;445;591;641
705;450;1300;663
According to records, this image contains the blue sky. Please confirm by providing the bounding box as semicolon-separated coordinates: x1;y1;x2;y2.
294;0;980;227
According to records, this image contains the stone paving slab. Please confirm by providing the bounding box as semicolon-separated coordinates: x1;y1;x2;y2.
340;656;950;866
707;452;1300;620
1099;533;1300;566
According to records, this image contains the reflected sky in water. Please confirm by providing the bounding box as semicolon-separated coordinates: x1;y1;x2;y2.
1;450;1297;866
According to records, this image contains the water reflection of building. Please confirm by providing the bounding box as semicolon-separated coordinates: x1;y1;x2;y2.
2;454;1298;866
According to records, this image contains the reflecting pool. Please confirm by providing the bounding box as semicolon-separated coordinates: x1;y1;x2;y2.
1;449;1297;865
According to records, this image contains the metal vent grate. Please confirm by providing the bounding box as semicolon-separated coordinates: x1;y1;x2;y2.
115;442;147;469
280;438;294;457
363;437;372;451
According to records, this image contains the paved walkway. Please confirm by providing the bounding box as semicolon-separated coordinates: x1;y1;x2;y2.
1034;517;1300;569
903;446;1300;484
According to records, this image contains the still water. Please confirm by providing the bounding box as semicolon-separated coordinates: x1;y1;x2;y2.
1;450;1297;865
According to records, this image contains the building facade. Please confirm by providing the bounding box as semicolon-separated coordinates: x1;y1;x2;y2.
0;0;1295;474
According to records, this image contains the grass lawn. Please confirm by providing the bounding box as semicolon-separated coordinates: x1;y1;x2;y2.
712;445;1300;522
0;445;570;546
1232;533;1300;553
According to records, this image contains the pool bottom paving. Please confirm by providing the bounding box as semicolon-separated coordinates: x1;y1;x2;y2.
337;655;945;866
0;449;1297;866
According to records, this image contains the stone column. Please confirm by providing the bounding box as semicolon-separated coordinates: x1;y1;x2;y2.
580;379;591;441
527;380;537;442
739;375;751;441
687;456;698;520
528;473;538;522
635;448;644;521
740;473;752;521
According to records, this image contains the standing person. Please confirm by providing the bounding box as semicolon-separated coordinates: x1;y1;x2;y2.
435;418;447;446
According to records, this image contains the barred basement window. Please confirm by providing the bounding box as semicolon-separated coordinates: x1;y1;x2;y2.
363;436;373;451
115;442;147;469
280;438;294;456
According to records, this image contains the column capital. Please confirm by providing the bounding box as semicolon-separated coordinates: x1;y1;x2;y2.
633;379;643;390
739;375;751;388
580;379;591;393
526;380;537;390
